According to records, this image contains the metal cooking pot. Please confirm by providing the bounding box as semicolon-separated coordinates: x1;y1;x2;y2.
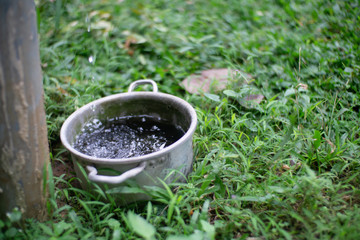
60;80;197;204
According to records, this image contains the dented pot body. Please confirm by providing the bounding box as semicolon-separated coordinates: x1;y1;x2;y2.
60;80;197;204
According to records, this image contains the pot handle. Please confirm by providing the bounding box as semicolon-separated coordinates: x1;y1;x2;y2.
86;162;146;184
128;79;158;93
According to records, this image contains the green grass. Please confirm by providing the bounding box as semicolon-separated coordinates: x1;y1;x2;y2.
2;0;360;239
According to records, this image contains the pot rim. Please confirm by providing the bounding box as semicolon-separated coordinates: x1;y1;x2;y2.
60;91;197;165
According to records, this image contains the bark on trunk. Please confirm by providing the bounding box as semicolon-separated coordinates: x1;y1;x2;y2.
0;0;49;220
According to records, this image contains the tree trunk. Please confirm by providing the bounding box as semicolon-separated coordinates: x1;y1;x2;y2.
0;0;49;220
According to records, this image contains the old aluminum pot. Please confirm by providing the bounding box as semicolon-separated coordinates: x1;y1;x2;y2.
60;80;197;204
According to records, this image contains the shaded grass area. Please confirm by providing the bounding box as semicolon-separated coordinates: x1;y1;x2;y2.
2;0;360;239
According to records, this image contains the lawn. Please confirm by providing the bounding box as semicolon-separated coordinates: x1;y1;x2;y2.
2;0;360;239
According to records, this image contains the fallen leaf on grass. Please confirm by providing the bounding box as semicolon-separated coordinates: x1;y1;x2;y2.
89;10;112;20
181;71;228;94
63;76;77;85
282;161;301;172
181;68;251;94
240;94;265;109
243;94;264;103
323;137;336;153
91;20;114;35
224;89;265;109
201;68;233;81
57;86;71;96
119;31;147;55
282;164;291;170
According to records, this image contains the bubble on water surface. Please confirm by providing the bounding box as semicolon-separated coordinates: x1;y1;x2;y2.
73;115;185;159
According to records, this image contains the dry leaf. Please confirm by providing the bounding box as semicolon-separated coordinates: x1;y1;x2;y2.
57;86;70;96
120;31;147;55
323;137;336;153
124;36;138;49
181;68;251;94
122;31;147;44
202;68;233;80
91;20;113;31
296;83;308;90
282;164;291;170
182;75;216;94
243;94;264;104
240;94;265;109
89;10;99;18
63;76;77;85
